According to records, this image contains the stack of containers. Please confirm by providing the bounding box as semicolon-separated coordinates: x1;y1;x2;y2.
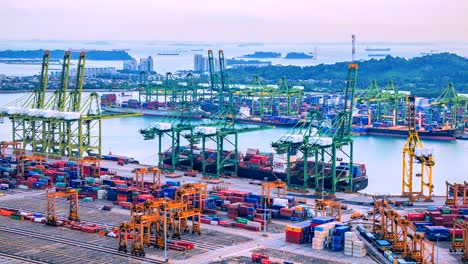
107;187;117;201
331;226;351;251
312;222;336;249
424;226;450;241
344;231;357;256
227;203;240;219
352;240;367;257
286;221;311;244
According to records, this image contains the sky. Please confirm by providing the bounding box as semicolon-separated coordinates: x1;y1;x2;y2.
0;0;467;43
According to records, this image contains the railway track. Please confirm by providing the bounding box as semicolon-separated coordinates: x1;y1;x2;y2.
0;225;165;264
0;251;48;264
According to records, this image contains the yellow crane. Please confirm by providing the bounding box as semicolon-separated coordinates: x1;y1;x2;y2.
402;96;435;201
46;188;79;226
134;167;161;191
261;179;287;207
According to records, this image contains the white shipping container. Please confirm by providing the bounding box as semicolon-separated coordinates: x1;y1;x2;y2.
272;198;288;207
155;122;172;130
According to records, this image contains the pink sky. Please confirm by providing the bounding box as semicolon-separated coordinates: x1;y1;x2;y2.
1;0;467;42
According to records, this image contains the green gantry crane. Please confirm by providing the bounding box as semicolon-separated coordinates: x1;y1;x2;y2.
1;51;140;159
272;63;359;195
430;82;468;132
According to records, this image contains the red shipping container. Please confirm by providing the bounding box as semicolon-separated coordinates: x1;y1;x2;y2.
234;222;246;228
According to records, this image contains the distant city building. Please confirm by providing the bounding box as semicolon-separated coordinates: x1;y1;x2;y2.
138;56;154;72
193;54;219;73
194;54;205;72
123;58;137;71
51;67;117;78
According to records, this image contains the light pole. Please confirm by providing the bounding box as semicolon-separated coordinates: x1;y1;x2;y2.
263;177;268;237
321;173;325;200
163;192;168;263
434;233;441;264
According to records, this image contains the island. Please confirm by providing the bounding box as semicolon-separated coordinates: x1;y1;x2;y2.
284;52;314;59
84;41;110;45
226;59;272;67
224;53;468;98
0;49;133;61
242;52;281;58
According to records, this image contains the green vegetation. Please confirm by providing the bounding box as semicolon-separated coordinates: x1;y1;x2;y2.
242;51;281;58
226;53;468;97
0;49;132;60
285;52;314;59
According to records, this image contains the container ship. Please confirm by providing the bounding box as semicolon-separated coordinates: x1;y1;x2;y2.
100;94;210;119
363;125;456;140
161;147;369;192
365;47;391;52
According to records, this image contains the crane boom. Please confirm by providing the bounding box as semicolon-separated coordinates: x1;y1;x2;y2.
57;51;71;111
35;50;50;109
70;51;86;112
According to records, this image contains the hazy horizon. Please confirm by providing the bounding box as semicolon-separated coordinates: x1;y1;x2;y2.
1;0;467;43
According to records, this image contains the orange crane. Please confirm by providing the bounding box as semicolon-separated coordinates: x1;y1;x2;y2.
261;179;287;207
314;199;342;222
372;199;435;263
46;188;79;226
18;155;46;176
79;156;101;178
445;181;468;206
0;141;22;160
134;167;161;190
451;220;468;262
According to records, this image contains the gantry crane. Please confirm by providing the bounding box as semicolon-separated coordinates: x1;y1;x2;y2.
46;188;79;226
445;181;468;206
271;64;359;194
451;220;468;263
1;50;140;159
18;154;45;176
355;80;407;126
79;156;101;178
44;51;71;157
402;96;435;201
430;82;468;132
372;199;435;263
0;141;22;160
133;167;161;191
6;50;50;154
261;179;287;207
314;199;342;222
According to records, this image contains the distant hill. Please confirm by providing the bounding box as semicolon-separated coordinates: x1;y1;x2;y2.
285;52;314;59
226;53;468;97
242;52;281;58
0;49;132;60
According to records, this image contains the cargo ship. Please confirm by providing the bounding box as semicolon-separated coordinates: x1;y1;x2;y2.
363;125;456;140
102;105;209;119
161;147;369;192
365;47;391;52
157;53;180;56
100;94;210;119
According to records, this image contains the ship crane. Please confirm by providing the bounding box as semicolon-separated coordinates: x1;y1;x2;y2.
402;96;435;202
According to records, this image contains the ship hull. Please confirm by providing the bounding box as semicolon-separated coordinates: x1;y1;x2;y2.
163;158;368;192
364;127;456;141
102;106;208;119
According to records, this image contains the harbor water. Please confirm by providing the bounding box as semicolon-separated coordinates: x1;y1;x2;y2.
0;93;466;196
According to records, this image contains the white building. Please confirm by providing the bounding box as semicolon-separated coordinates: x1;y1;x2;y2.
123;58;137;71
137;56;154;72
193;54;220;73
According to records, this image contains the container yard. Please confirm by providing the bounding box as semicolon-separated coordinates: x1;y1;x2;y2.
0;44;467;264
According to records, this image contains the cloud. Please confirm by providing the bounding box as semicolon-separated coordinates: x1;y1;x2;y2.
0;0;466;42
